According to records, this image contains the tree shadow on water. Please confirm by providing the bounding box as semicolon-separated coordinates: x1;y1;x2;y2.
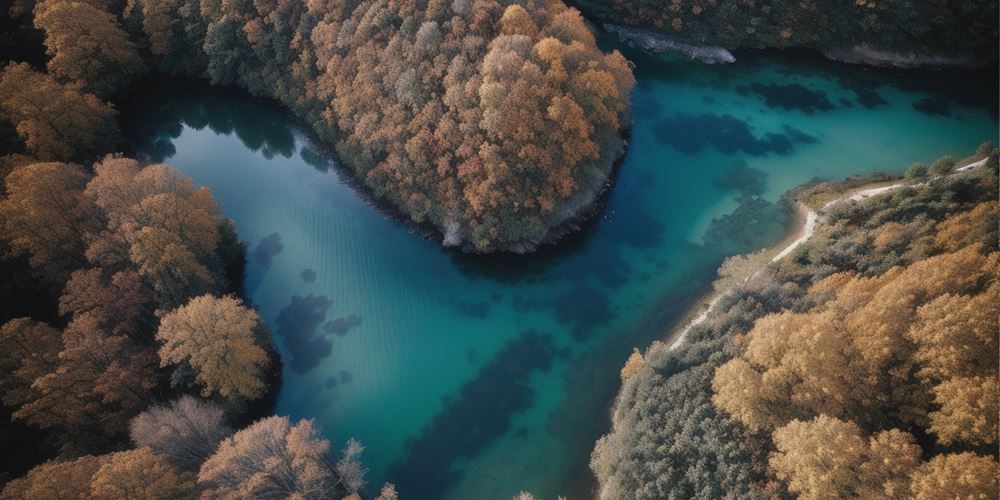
384;330;558;499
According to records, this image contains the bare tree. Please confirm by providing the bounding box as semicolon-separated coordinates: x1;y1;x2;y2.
130;395;232;470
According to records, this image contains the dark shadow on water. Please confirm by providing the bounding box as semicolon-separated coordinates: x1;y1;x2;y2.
712;160;768;196
553;284;614;341
384;330;558;499
632;92;664;120
654;113;818;156
276;294;333;374
300;145;331;172
299;268;317;283
736;83;836;114
253;232;283;268
441;297;490;320
912;95;952;116
322;314;363;337
119;77;297;163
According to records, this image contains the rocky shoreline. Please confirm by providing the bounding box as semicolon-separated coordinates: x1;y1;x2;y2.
603;24;735;64
823;44;984;69
604;23;985;70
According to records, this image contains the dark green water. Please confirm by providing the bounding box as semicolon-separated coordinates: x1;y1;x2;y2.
121;44;997;499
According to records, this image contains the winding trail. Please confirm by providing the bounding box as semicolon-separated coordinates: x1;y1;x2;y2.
668;156;989;350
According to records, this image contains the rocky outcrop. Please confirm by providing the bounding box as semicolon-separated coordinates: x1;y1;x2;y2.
823;44;984;69
604;24;735;64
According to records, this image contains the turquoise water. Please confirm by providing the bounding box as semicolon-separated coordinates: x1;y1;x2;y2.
122;44;997;499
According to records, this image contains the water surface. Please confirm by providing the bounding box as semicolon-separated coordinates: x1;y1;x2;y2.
122;44;997;499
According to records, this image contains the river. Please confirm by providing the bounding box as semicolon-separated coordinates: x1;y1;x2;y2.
120;41;997;499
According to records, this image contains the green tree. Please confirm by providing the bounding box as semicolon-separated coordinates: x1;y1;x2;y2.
905;162;927;178
930;155;955;176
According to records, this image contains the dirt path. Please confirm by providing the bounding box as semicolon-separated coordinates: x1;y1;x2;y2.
667;156;989;351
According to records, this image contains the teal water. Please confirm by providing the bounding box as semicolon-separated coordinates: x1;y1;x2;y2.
122;44;997;499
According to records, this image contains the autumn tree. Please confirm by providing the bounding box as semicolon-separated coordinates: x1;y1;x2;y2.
34;0;145;96
0;63;121;161
713;245;998;434
129;395;233;470
0;318;61;415
14;312;157;453
85;156;227;308
0;162;94;284
156;294;270;401
0;455;108;499
89;447;197;499
59;268;151;340
908;281;999;445
198;416;344;498
908;452;999;499
770;416;922;500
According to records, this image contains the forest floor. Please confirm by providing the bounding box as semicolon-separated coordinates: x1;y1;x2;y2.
666;155;989;350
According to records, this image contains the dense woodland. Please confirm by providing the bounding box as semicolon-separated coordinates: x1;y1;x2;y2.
577;0;999;62
3;0;635;251
0;0;418;496
0;154;391;498
592;147;1000;499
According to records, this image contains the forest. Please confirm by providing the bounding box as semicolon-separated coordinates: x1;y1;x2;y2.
0;0;537;495
1;0;998;497
592;147;1000;499
576;0;999;63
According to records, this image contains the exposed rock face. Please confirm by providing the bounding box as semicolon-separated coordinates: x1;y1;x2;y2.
823;44;983;69
604;24;735;64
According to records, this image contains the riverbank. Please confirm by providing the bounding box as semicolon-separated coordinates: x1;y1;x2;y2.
601;23;989;69
664;153;991;351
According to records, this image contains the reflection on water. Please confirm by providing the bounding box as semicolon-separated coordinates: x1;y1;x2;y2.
120;43;998;499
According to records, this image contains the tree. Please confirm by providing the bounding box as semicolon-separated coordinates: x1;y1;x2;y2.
375;483;399;500
908;453;998;499
619;348;644;381
905;162;927;178
927;375;998;447
770;416;922;500
0;162;94;284
34;0;146;96
198;416;342;499
335;438;367;494
129;395;233;470
15;312;157;453
59;268;150;340
0;455;108;499
0;63;121;161
156;294;270;400
89;448;197;499
0;318;60;415
930;155;955;176
85;156;225;307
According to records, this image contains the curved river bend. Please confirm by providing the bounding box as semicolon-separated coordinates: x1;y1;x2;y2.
122;42;997;499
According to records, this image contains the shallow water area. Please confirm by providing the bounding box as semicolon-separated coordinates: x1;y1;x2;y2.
121;41;997;499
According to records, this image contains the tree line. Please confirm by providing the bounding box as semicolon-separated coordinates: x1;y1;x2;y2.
575;0;998;62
